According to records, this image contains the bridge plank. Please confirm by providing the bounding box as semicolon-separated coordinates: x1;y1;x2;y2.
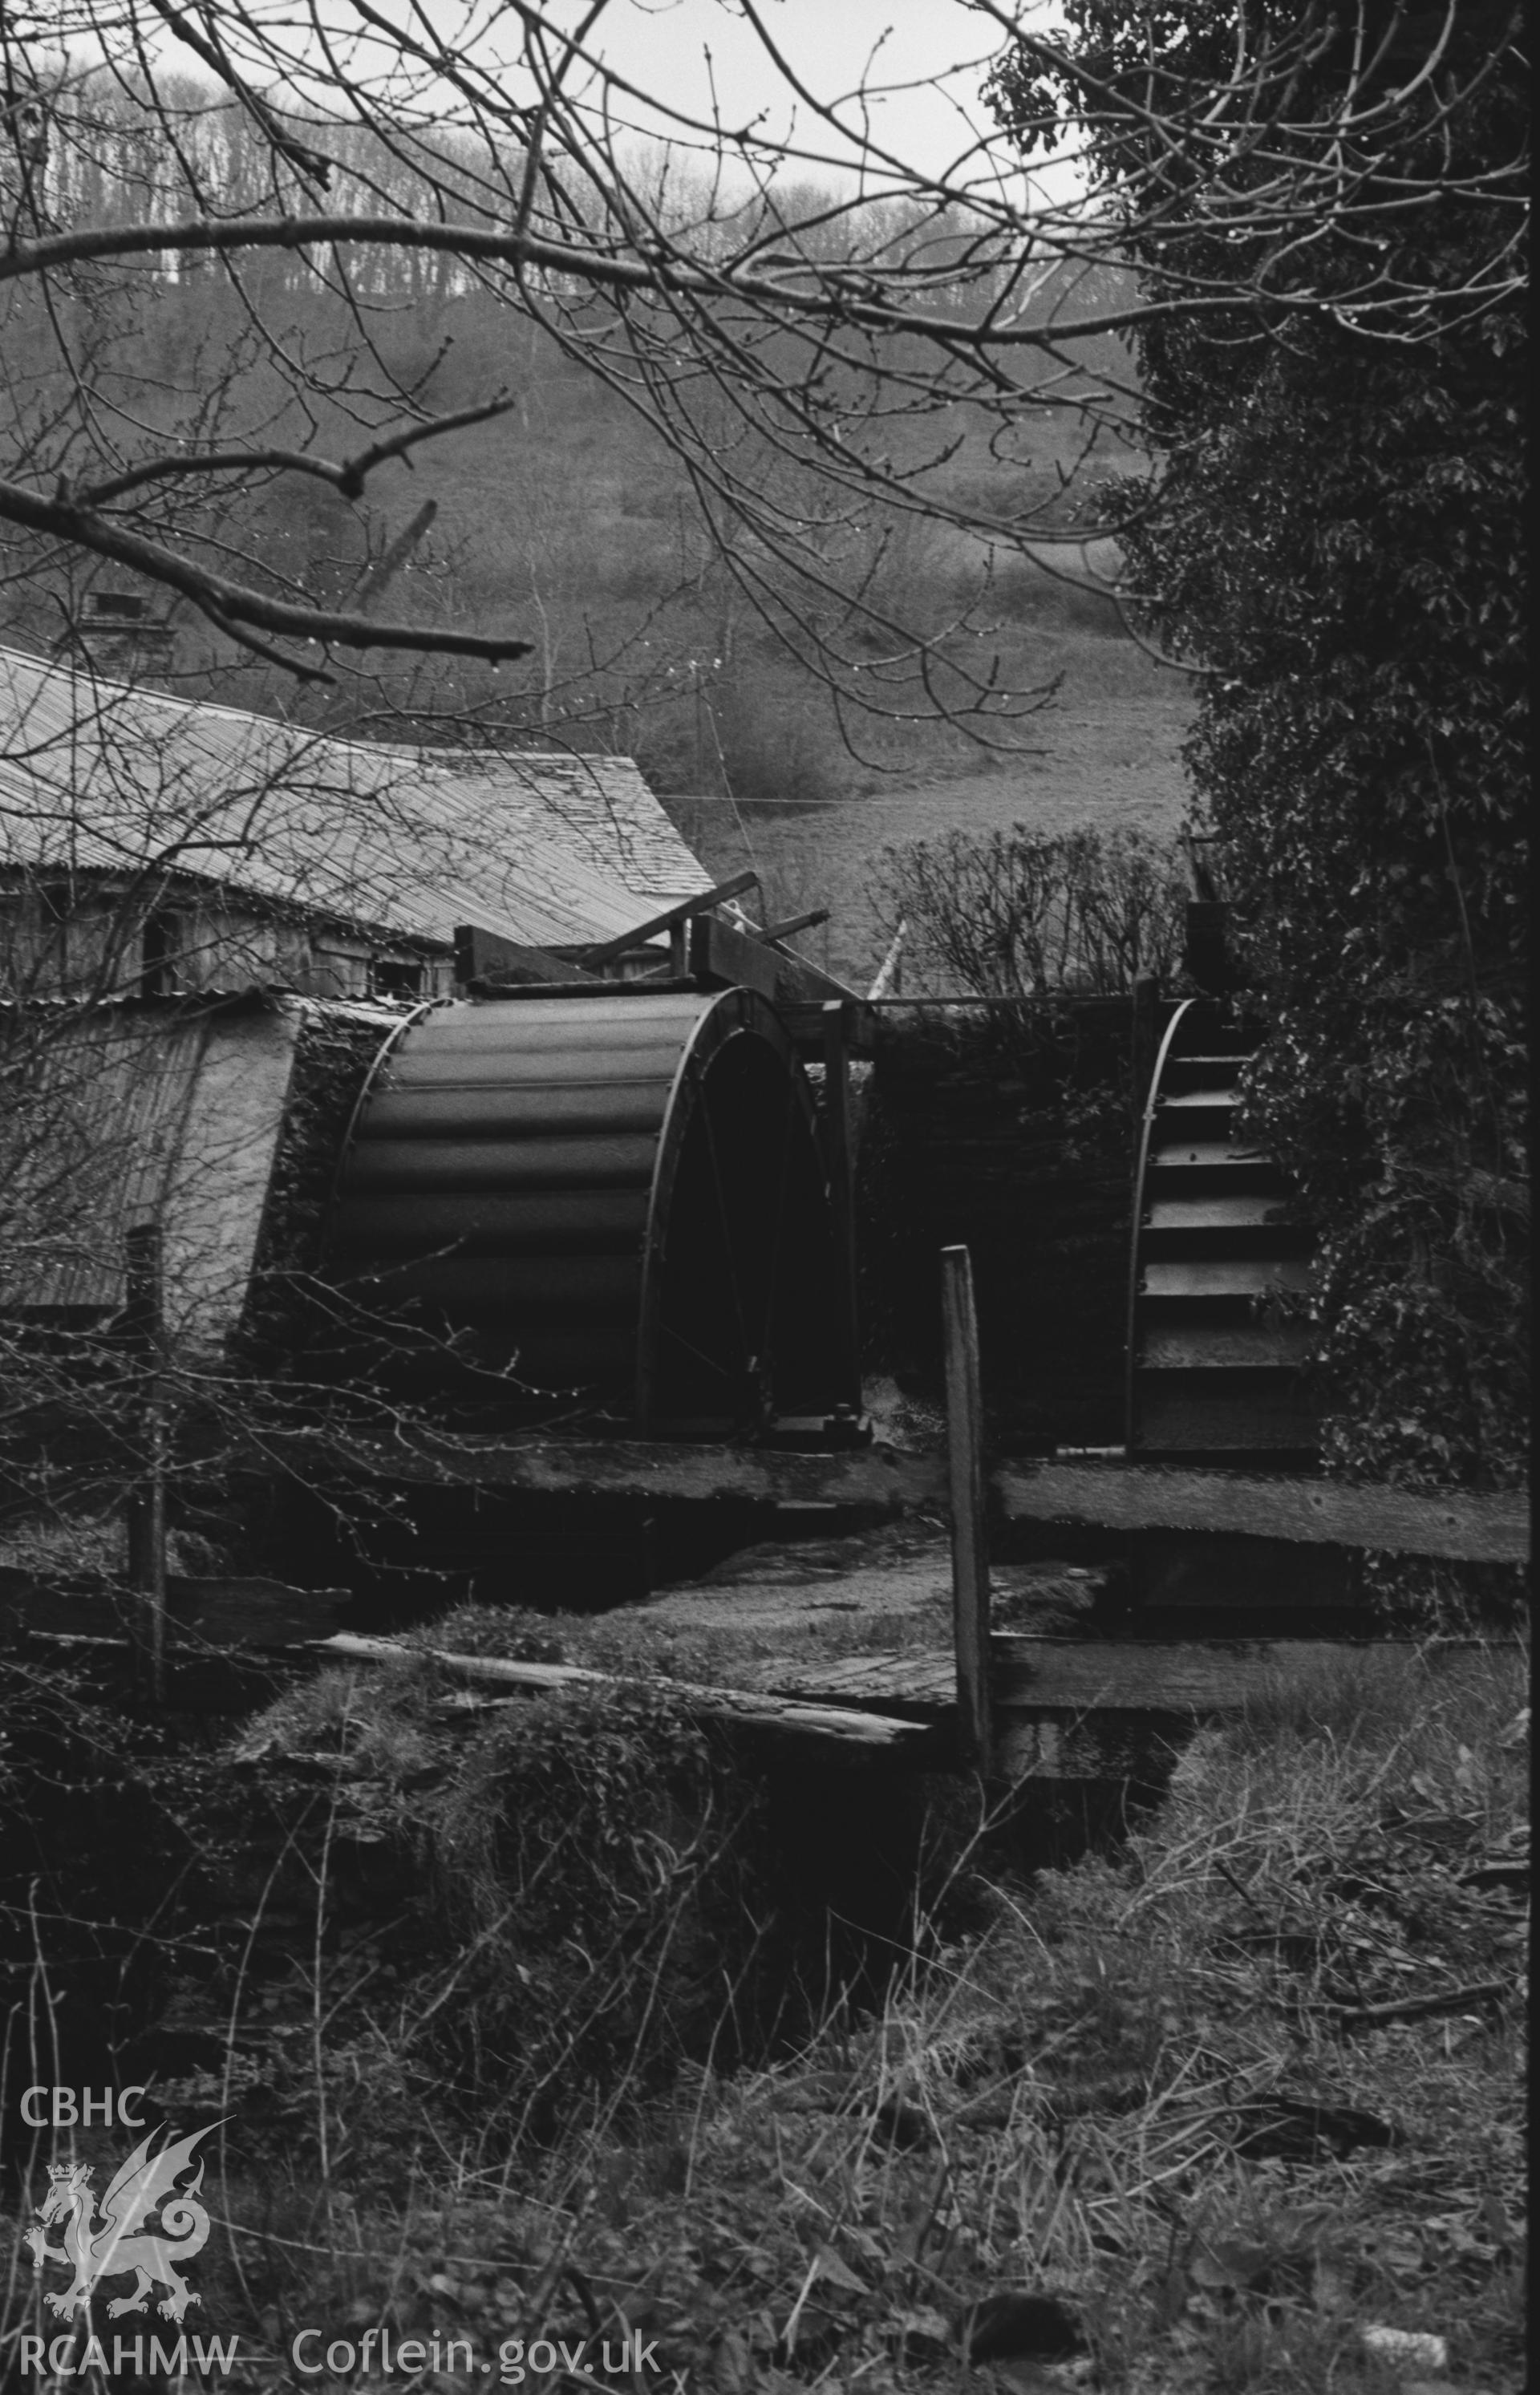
773;1651;955;1704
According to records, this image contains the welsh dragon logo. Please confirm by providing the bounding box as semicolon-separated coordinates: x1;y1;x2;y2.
26;2126;216;2322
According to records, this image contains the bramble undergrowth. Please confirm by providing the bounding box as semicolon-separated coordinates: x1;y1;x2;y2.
2;1639;1526;2393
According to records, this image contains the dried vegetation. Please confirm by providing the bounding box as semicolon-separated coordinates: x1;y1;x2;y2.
3;1637;1524;2393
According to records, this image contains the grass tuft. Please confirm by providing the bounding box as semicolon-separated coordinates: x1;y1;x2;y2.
2;1642;1525;2392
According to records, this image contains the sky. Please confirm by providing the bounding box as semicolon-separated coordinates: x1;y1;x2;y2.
93;0;1064;202
513;1;1048;191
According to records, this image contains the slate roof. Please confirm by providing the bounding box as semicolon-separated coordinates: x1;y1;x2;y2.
0;645;710;950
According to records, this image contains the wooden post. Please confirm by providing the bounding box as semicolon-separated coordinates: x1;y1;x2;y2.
124;1224;168;1704
866;917;906;1002
941;1244;991;1774
821;999;862;1408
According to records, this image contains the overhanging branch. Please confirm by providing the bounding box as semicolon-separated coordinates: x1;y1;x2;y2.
73;391;520;509
0;474;533;665
1;209;1461;342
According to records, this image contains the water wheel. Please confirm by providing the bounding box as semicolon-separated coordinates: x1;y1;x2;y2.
326;987;853;1434
1127;1000;1342;1612
1129;998;1318;1463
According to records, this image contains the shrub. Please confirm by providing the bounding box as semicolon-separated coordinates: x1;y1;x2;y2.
995;1;1529;1505
876;825;1187;997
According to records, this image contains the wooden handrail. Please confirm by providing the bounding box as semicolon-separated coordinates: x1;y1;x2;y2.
993;1461;1529;1565
286;1430;1528;1566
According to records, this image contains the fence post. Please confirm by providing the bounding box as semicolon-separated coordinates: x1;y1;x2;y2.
822;999;862;1408
941;1244;991;1774
124;1223;168;1704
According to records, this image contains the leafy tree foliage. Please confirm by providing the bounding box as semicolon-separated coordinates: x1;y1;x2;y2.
992;2;1528;1497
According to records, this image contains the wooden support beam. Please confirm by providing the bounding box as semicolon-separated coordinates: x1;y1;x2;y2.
773;999;877;1057
869;993;1137;1032
687;910;780;1001
994;1461;1530;1564
124;1223;168;1704
579;871;758;970
760;907;829;943
991;1635;1509;1716
286;1427;949;1510
989;1635;1521;1781
306;1632;945;1757
455;926;597;987
688;912;862;1006
822;999;861;1408
941;1246;991;1773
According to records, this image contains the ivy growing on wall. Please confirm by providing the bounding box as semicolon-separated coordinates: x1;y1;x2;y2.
992;4;1528;1504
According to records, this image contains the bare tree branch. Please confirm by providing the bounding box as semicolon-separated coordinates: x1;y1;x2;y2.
0;0;1521;697
0;472;533;665
72;391;520;508
140;0;336;190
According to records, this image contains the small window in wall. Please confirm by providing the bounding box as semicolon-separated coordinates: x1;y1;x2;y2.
88;590;148;622
141;910;181;995
372;957;424;999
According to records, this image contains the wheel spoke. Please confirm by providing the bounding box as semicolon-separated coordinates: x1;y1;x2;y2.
697;1064;754;1379
660;1320;736;1382
756;1069;800;1385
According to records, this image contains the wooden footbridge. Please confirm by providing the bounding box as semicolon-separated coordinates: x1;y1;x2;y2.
14;1247;1525;1771
7;909;1522;1773
275;1246;1526;1781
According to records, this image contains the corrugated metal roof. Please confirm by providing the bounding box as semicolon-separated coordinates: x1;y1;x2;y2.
0;646;711;950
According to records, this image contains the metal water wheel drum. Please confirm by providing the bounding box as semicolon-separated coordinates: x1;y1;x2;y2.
326;987;850;1432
